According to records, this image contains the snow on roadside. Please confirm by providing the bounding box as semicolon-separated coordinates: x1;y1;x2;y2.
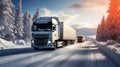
82;35;120;65
87;35;96;39
107;44;120;54
96;40;120;67
106;40;120;54
86;35;96;41
0;38;30;50
97;40;120;55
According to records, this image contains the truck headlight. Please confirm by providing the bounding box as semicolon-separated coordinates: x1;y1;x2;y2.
48;41;52;44
31;40;34;43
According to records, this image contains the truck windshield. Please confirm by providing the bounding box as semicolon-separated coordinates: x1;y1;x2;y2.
32;22;52;31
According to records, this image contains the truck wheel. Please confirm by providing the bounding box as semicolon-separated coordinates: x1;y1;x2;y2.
33;47;39;50
53;42;57;50
61;42;65;47
71;41;74;44
54;45;56;50
64;41;68;46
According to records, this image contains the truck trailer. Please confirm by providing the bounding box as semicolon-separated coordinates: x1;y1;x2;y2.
31;17;76;50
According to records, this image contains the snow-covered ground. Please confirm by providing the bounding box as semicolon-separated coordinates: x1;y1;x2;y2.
96;40;120;67
0;35;119;67
97;40;120;55
88;35;120;57
0;38;30;50
0;41;117;67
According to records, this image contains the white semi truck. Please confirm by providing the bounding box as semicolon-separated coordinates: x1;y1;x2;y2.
31;17;76;50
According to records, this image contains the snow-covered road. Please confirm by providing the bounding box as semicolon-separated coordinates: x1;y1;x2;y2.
0;41;118;67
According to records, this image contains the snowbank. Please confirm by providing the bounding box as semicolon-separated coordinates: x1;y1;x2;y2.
97;41;120;67
0;38;30;50
105;40;120;55
106;40;118;45
98;40;120;54
87;35;96;39
14;40;26;45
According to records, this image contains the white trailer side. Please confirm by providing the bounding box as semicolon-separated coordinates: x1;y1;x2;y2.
60;22;76;41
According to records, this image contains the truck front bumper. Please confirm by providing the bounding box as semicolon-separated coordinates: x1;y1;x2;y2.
31;43;54;49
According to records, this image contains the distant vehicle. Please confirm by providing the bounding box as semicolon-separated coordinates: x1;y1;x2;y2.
77;35;86;43
31;17;76;50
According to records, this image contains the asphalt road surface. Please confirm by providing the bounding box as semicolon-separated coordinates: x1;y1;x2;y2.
0;41;118;67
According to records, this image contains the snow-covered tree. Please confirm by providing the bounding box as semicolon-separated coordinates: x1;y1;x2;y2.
23;10;32;43
106;0;120;40
96;16;106;41
0;0;15;41
101;16;106;41
15;0;24;39
96;0;120;42
33;8;40;21
96;24;101;41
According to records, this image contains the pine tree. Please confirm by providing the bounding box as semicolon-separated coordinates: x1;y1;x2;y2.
0;0;15;41
100;16;107;41
15;0;24;39
96;16;105;41
33;8;40;21
23;10;32;43
106;0;120;40
96;24;101;41
97;0;120;41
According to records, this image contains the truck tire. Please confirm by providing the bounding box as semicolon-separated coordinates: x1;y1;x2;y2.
70;41;75;44
61;41;65;47
64;41;68;46
53;42;57;50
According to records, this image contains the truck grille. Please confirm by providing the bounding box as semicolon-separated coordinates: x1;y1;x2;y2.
34;38;48;46
34;34;49;46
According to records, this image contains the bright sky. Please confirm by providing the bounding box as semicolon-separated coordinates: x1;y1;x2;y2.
12;0;110;28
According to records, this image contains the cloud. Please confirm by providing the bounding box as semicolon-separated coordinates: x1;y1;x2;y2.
70;0;109;9
72;23;98;29
40;8;80;24
40;8;99;29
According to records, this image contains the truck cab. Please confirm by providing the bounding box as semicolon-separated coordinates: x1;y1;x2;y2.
31;17;59;49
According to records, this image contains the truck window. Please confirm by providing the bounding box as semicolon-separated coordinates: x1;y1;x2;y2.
32;22;52;31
